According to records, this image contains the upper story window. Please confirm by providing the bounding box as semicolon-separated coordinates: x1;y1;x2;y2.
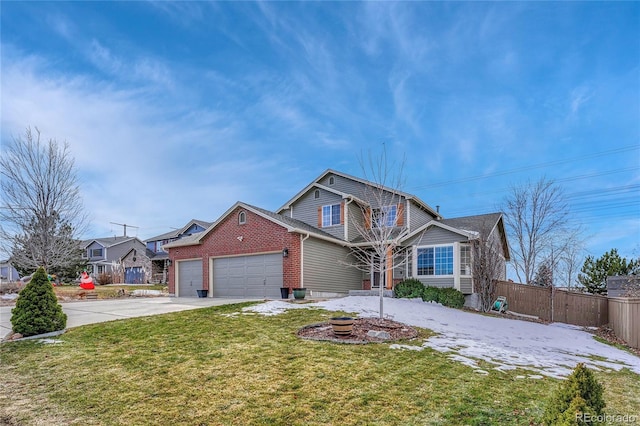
314;189;320;199
417;245;453;276
328;176;335;185
372;205;397;228
322;204;341;227
90;248;103;258
238;211;246;225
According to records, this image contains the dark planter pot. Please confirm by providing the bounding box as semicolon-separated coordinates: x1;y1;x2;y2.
330;317;354;336
196;289;208;298
280;287;289;299
293;288;307;300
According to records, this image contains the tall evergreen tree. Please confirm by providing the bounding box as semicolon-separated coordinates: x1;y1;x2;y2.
578;249;639;294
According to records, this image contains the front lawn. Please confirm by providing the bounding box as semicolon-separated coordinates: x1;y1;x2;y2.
1;302;638;425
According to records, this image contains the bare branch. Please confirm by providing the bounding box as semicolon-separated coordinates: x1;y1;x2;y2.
0;127;88;276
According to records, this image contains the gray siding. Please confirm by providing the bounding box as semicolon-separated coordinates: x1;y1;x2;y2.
407;225;468;246
319;173;367;196
291;189;344;240
460;277;473;294
409;201;437;230
320;173;405;210
303;237;361;294
346;202;365;241
107;243;133;262
415;277;455;288
87;241;106;260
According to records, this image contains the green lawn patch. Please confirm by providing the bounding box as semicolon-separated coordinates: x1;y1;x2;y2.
1;303;638;425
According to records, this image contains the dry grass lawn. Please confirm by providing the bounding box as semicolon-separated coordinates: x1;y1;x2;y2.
1;302;638;425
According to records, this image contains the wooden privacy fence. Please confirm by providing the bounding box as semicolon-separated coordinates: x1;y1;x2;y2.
495;281;608;327
608;298;640;349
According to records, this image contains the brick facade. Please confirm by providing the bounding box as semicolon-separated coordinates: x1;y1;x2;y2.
168;207;301;295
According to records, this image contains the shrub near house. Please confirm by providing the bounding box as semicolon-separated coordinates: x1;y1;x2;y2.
11;267;67;337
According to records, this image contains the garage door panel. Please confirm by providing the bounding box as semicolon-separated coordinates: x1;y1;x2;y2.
178;260;203;297
213;254;283;298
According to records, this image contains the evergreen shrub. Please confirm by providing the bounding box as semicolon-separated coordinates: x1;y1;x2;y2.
438;287;466;309
421;286;440;303
10;267;67;337
393;278;425;298
543;363;605;425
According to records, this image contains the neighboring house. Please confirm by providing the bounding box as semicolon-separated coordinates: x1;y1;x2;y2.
0;260;20;282
145;219;211;283
607;276;640;297
83;236;150;284
164;169;510;298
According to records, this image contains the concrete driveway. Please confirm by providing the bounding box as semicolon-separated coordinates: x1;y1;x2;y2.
0;297;253;339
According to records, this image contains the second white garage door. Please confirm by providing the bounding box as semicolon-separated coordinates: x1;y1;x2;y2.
212;253;283;298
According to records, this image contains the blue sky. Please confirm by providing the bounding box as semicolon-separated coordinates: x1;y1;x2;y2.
1;2;639;268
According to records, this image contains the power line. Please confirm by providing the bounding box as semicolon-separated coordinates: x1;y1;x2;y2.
406;144;638;191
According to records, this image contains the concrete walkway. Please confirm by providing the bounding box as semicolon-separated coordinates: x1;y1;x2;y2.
0;297;253;339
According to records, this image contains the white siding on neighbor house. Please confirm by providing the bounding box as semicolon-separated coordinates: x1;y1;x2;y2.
303;237;361;294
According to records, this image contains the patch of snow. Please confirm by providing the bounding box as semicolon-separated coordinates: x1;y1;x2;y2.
1;294;18;300
39;339;64;344
242;300;312;316
131;289;162;296
247;296;640;379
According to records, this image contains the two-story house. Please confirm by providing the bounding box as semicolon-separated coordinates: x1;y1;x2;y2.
145;219;211;283
163;169;510;299
83;236;150;284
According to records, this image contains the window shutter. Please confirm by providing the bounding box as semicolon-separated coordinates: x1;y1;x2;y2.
397;203;405;226
364;207;371;229
340;202;345;224
317;206;322;228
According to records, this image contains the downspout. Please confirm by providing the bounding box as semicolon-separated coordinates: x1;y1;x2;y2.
300;233;310;289
344;197;355;241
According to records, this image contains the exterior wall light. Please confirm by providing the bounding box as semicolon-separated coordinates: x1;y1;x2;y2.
282;248;289;258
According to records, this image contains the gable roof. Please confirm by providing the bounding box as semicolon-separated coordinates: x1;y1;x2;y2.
400;212;510;260
145;219;212;242
440;213;503;235
277;169;441;219
83;236;142;249
163;201;347;249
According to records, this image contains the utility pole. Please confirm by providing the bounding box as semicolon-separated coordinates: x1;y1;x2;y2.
110;222;139;237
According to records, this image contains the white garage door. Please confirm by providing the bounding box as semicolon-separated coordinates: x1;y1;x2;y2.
178;260;203;297
213;254;283;298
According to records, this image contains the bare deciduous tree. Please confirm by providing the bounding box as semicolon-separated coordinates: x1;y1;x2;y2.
346;150;411;319
502;177;580;285
0;127;87;275
472;222;506;312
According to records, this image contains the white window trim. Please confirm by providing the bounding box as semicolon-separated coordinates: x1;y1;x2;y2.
322;204;341;227
372;205;398;228
238;211;247;225
414;244;455;277
460;243;472;276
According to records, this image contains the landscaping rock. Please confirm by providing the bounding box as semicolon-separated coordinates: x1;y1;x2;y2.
367;330;391;340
